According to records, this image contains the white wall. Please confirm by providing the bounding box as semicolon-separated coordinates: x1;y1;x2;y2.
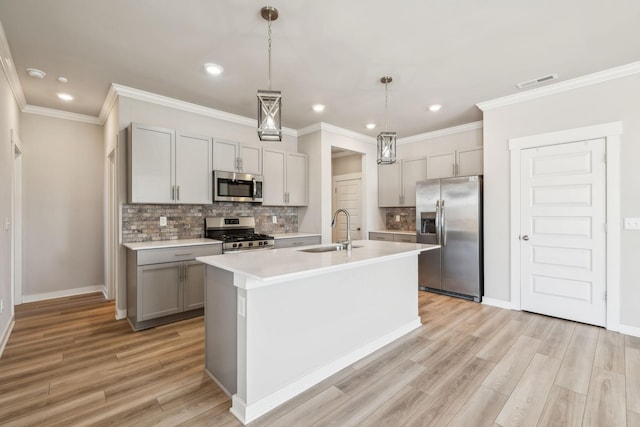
0;55;20;350
298;125;383;243
483;73;640;330
118;97;297;152
332;154;362;176
20;113;104;299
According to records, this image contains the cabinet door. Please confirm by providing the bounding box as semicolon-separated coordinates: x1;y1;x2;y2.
262;148;286;205
183;261;205;311
274;236;321;249
213;140;239;172
138;262;182;321
176;132;212;204
394;234;417;243
378;162;402;207
402;157;427;206
456;146;483;176
129;123;174;203
239;145;262;175
427;151;455;179
286;153;308;206
369;232;393;241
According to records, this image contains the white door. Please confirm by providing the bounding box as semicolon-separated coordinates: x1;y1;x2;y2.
333;175;362;241
520;138;606;326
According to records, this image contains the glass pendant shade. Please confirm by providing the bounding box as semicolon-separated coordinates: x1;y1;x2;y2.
377;131;397;164
257;89;282;141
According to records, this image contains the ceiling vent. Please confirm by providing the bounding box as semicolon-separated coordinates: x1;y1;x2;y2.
516;73;558;89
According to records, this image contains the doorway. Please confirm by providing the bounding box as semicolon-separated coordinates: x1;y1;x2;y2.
509;122;622;330
11;129;23;306
331;149;363;242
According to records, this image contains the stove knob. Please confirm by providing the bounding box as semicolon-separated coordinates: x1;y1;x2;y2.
232;243;238;248
258;241;263;246
264;240;269;246
238;243;243;248
248;242;254;247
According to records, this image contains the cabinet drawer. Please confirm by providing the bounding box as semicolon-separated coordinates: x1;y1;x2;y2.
274;236;321;249
394;234;416;243
369;232;394;242
136;244;222;265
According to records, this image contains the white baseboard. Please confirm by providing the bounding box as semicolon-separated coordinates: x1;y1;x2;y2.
482;297;515;310
230;317;422;425
22;285;105;303
619;323;640;338
0;316;15;359
115;308;127;320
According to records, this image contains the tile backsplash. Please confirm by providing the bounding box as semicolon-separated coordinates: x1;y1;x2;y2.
122;203;298;243
385;207;416;231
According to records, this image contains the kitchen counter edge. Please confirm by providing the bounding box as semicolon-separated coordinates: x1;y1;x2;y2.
123;238;222;251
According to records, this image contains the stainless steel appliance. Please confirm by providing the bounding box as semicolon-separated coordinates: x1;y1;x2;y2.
416;175;483;302
204;217;274;252
213;170;263;203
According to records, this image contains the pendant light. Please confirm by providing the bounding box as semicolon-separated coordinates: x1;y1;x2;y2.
257;6;282;141
377;76;397;165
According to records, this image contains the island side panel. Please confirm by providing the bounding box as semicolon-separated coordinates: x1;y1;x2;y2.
242;255;419;407
205;265;237;396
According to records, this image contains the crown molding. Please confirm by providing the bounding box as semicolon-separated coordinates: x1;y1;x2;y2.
111;83;297;137
397;121;483;145
0;21;26;109
22;105;103;125
297;122;376;143
98;84;119;123
477;61;640;111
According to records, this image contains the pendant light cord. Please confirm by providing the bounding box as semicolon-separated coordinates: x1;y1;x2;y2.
384;80;388;132
267;18;272;90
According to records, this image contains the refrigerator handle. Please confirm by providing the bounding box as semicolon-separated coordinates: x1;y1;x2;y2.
435;200;441;244
441;200;446;246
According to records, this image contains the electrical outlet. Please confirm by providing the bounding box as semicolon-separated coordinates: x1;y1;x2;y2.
624;217;640;230
395;215;400;222
272;215;277;224
160;216;167;226
0;298;3;313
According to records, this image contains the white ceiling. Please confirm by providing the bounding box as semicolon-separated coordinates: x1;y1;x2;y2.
0;0;639;137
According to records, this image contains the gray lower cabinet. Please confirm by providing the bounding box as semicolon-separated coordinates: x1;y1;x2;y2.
127;244;221;330
274;235;321;249
369;232;416;243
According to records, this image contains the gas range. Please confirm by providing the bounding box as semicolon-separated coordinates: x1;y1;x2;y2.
204;217;275;253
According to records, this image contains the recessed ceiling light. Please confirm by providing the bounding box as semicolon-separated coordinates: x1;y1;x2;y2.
26;68;46;78
57;93;74;101
204;63;224;76
429;104;442;112
57;76;69;83
366;123;376;130
312;104;325;112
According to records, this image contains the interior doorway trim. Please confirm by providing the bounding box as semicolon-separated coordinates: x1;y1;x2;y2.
508;121;622;331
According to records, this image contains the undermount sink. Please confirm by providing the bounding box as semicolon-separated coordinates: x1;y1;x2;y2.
298;244;362;253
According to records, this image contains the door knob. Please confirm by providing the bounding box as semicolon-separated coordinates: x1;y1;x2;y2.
521;235;530;241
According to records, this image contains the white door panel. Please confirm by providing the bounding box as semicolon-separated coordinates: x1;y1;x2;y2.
520;138;606;326
334;177;362;241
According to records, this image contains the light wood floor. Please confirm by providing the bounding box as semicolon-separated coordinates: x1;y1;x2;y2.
1;292;638;426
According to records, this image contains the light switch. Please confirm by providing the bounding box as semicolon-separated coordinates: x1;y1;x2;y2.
272;215;277;224
395;215;400;222
624;217;640;230
160;216;167;226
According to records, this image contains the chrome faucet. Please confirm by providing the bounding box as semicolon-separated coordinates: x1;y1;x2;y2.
331;208;352;251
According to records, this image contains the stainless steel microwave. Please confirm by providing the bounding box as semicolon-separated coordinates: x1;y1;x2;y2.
213;170;263;203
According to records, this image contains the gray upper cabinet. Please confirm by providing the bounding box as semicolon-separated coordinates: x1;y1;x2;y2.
378;157;427;207
262;148;308;206
128;123;212;204
427;146;483;179
213;140;262;175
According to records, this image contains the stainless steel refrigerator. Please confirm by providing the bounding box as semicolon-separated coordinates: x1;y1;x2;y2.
416;176;483;302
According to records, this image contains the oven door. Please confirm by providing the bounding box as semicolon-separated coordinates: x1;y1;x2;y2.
214;171;263;202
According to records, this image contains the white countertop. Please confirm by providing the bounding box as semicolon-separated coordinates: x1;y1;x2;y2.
123;238;222;251
270;232;322;239
370;230;416;236
197;240;438;287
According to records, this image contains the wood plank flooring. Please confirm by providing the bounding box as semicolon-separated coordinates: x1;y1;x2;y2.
1;292;638;426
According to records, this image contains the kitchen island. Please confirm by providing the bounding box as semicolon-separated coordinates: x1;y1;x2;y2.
196;240;438;424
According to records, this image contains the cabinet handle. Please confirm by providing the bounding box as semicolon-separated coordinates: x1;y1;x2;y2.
174;252;193;256
171;185;175;200
184;264;188;281
239;158;243;171
176;186;180;201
